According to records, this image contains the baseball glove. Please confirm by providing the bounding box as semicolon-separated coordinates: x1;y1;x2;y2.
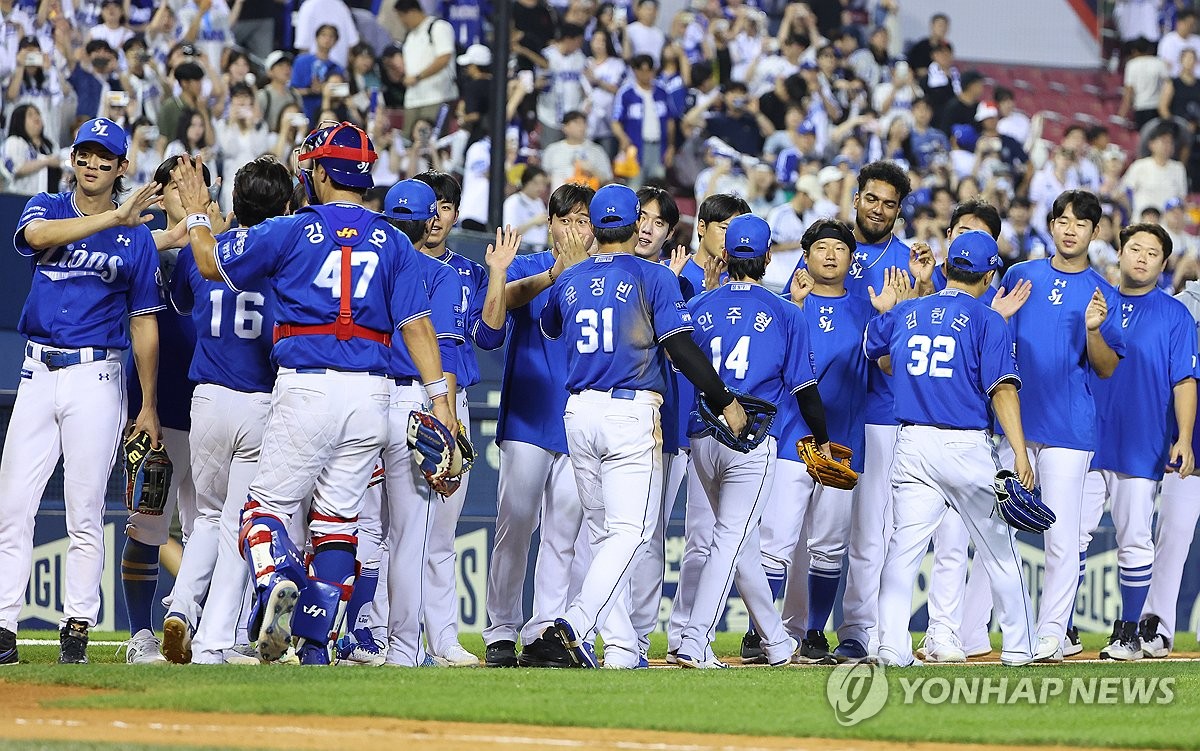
796;436;858;490
406;411;470;497
993;470;1055;533
694;390;777;453
434;421;476;497
124;431;172;515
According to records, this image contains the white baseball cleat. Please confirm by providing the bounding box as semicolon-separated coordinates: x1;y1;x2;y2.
162;613;193;665
1063;626;1083;657
254;579;299;663
1138;616;1170;658
223;643;262;665
1099;621;1142;661
1032;635;1063;663
125;629;168;664
435;642;481;667
675;653;729;669
916;631;966;663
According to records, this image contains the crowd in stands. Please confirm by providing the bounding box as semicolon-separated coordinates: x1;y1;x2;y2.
2;0;1199;290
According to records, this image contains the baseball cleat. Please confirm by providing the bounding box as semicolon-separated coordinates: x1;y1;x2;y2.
874;651;922;668
0;627;19;666
223;643;263;665
1032;635;1063;663
794;630;838;664
485;640;518;668
516;636;573;668
1138;616;1170;658
254;579;299;663
297;641;330;665
1063;626;1083;657
334;627;386;667
1000;652;1036;667
636;654;650;669
162;613;193;664
665;649;679;665
553;618;597;668
126;628;168;664
832;638;868;662
435;642;480;667
675;652;729;669
740;631;766;664
1099;620;1142;661
916;631;966;663
58;618;90;664
965;643;993;658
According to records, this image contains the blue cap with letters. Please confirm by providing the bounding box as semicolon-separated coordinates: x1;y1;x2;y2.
590;183;640;228
947;230;1002;273
725;214;771;258
72;117;128;158
385;179;437;220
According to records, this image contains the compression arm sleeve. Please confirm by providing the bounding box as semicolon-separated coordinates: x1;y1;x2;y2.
795;383;829;446
662;331;734;411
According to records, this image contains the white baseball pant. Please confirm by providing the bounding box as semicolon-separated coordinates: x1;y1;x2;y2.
0;350;125;630
1142;472;1200;640
667;452;716;653
423;390;471;656
878;426;1034;666
627;449;688;657
925;510;971;640
1081;469;1158;613
126;427;196;549
525;452;588;647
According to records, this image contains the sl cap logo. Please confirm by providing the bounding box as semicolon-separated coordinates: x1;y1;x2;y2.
336;227;359;239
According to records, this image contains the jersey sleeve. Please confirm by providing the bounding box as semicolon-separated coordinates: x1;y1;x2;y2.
390;244;433;329
647;264;693;341
215;221;278;294
430;265;466;344
1170;305;1198;386
979;310;1021;394
783;305;818;394
1099;285;1128;357
13;192;57;257
539;282;564;340
169;246;197;315
507;252;551;282
864;309;896;361
468;266;509;350
128;231;166;317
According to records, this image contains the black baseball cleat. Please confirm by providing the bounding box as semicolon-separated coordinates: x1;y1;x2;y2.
516;635;574;668
740;631;766;664
0;627;18;666
795;629;838;664
59;618;89;664
485;640;518;668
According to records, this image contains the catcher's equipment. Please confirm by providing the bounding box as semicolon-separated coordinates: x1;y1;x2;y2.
796;436;859;490
694;390;777;453
406;411;469;496
993;470;1055;533
124;431;172;515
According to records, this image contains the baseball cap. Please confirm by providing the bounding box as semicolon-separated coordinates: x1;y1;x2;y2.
975;100;999;121
265;50;294;70
795;174;823;204
951;123;979;152
457;44;492;68
297;121;377;189
818;165;843;186
385;179;437;220
1164;197;1184;212
797;119;817;136
590;184;640;228
947;230;1002;274
725;214;771;258
800;59;818;71
72;117;128;158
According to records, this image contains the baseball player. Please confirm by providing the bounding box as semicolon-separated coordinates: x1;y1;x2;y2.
960;190;1125;663
676;213;831;668
161;156;294;665
1079;223;1196;660
121;155;204;664
172;121;453;666
539;184;750;669
0;117;164;665
865;230;1037;668
482;183;595;669
1139;272;1200;658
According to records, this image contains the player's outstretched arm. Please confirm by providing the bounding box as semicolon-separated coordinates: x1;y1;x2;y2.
991;279;1033;321
482;225;522;330
991;382;1035;490
129;313;163;445
1169;377;1197;476
1085;288;1119;378
400;316;457;434
668;245;692;276
506;225;590;309
22;181;162;252
661;331;747;435
171;155;222;280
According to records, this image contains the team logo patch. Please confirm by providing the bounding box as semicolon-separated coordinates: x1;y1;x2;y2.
20;369;32;380
336;227;359;239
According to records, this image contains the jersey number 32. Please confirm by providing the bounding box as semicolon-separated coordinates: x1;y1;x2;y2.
906;334;955;378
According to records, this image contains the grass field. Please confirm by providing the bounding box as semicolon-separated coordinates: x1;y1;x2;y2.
2;630;1198;750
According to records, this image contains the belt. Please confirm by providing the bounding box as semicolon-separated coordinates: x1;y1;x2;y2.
574;388;638;400
26;343;109;370
393;377;420;387
288;368;388;377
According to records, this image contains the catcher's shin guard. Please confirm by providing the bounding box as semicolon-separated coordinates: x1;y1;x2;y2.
291;579;344;648
240;509;308;644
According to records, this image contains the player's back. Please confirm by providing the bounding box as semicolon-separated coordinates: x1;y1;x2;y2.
389;252;465;379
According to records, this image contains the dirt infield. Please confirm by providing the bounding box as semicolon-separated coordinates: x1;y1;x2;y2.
0;681;1164;751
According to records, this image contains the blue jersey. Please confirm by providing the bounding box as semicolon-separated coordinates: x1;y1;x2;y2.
127;249;197;431
999;259;1127;450
438;249;506;388
170;235;276;394
789;291;874;471
865;288;1020;431
541;253;693;395
686;283;816;441
1091;289;1196;479
389;253;464;380
497;251;571;453
442;0;489;48
215;203;430;373
14;192;164;349
673;256;721;450
933;263;996;305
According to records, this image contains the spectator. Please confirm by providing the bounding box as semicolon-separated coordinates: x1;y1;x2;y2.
503;164;551;246
1060;124;1101;188
458;126;518;231
1159;47;1200;176
1121;36;1169;129
1097;145;1132;216
346;42;382;123
214;82;273;210
745;161;782;217
5;35;71;147
1164;197;1200;258
1158;8;1200;76
291;25;345;122
728;6;766;83
771;115;818;184
872;59;921;117
993;86;1031;146
271;103;309;160
163;107;213;162
294;0;358;68
456;44;493;130
538;24;588;146
379;42;407;108
974;100;1028;177
998;196;1050;269
257;52;300;135
157;61;214;153
395;0;459;139
848;26;892;91
658;43;689;121
178;0;242;72
765;176;819;290
397;117;445;179
612;54;677;188
626;0;666;65
1113;0;1163;44
1121;124;1189;217
443;0;490;50
1029;146;1082;233
512;0;558;69
1;102;60;195
908;97;950;170
750;33;804;99
125;118;164;186
542;110;613;190
703;81;767;157
582;27;627;155
922;42;959;115
69;39;122;121
89;0;133;52
222;50;255;91
232;0;279;61
937;69;984;134
117;35;164;125
758;71;807;133
1088;212;1120;271
906;12;950;78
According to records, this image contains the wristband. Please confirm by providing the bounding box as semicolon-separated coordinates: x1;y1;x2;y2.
424;377;449;400
186;213;212;231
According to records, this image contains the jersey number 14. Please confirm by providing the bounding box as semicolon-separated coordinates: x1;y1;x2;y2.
710;335;750;380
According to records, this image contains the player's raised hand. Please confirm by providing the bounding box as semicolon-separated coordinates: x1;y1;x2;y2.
1085;288;1108;331
486;224;522;273
171;154;210;216
908;241;935;287
867;282;899;313
668;244;692;276
991;278;1033;320
113;181;162;228
790;268;814;304
704;254;726;290
1167;439;1195;477
888;266;916;301
557;226;591;266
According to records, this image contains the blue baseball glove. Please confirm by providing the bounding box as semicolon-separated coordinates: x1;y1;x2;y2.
694;390;777;453
993;469;1055;533
406;411;469;497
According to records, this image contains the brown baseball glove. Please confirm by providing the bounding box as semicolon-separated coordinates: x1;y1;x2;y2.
796;435;858;490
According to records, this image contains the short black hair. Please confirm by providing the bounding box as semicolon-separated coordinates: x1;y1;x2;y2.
394;0;422;11
559;23;585;40
291;181;308;211
85;39;115;56
315;23;340;40
857;160;912;200
725;81;748;95
1086;124;1108;142
384;216;430;245
562;110;587;126
636;186;680;232
691;60;714;87
233;155;293;227
1010;196;1032;210
229;82;254;100
631;54;655;71
153;154;212;187
520;164;547;188
1048;189;1102;226
727;255;768;281
413;170;462;209
994;86;1014;103
549;183;596;219
1119;221;1173;260
950;198;1001;237
801;218;857;253
932;12;949;23
698;193;751;226
595;224;637;245
122;34;147;52
174;61;204;81
945;265;989;285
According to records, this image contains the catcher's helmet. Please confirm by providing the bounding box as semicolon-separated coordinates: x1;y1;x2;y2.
296;121;377;200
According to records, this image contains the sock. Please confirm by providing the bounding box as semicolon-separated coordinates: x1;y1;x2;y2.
121;538;160;636
345;566;379;634
765;566;786;602
1119;564;1152;622
807;567;842;632
1069;551;1086;630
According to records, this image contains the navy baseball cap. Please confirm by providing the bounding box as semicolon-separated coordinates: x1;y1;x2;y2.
947;230;1002;273
590;184;640;228
385;179;436;220
72;117;128;158
1164;197;1184;212
725;214;771;258
952;124;978;152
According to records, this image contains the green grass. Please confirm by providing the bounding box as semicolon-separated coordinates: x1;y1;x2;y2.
4;631;1199;748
